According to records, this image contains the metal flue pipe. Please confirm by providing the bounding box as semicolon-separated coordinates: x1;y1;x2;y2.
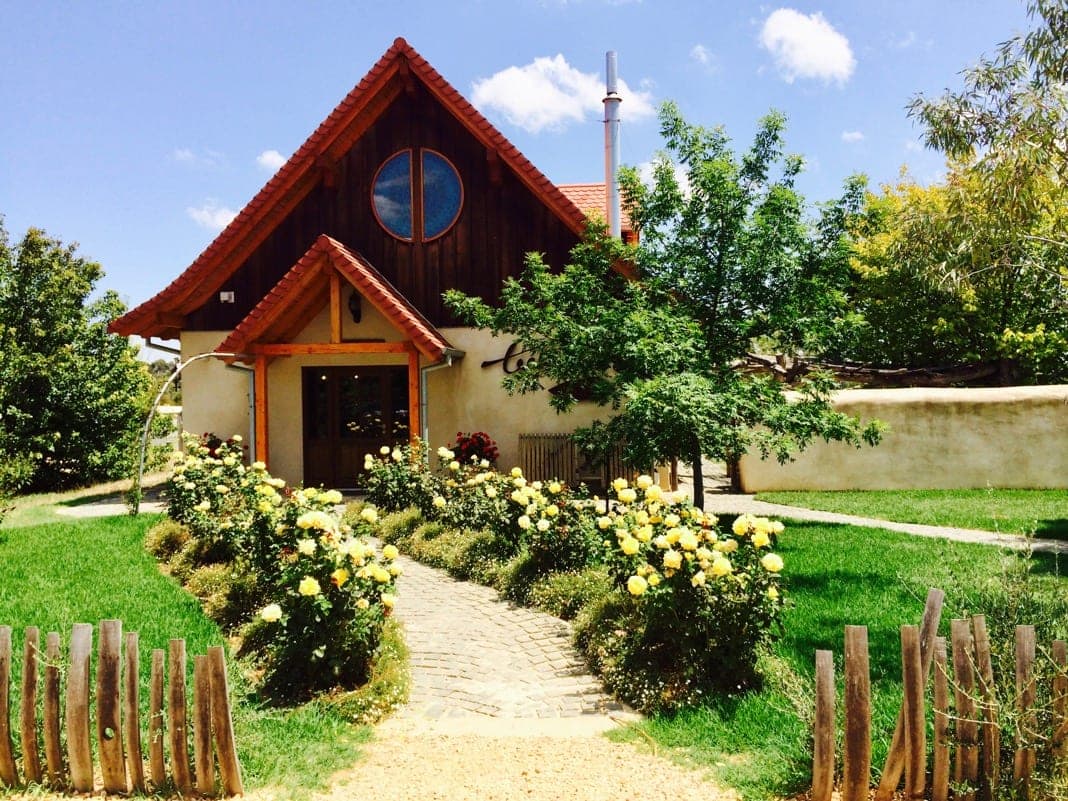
603;51;622;239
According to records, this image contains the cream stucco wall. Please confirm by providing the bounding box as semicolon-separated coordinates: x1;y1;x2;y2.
179;304;607;484
180;331;253;446
738;385;1068;491
426;328;607;470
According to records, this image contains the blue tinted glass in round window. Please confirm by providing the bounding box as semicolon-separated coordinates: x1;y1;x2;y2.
421;151;462;239
372;152;413;239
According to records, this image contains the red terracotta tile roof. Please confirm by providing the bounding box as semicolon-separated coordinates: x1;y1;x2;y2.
557;182;633;233
218;234;453;362
110;38;591;338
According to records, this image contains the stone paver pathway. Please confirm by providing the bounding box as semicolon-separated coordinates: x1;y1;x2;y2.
388;554;632;733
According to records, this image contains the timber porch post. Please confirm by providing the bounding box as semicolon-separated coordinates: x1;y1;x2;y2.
254;356;269;464
407;343;420;445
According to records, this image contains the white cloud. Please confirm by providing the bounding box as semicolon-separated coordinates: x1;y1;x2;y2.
841;130;864;143
759;8;855;85
893;31;917;49
187;201;238;231
171;147;223;167
904;139;924;153
472;54;655;134
636;158;691;197
690;44;711;65
256;149;287;172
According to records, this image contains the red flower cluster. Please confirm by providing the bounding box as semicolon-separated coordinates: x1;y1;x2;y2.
450;431;499;465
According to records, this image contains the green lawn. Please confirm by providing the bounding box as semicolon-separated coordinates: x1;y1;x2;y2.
754;489;1068;539
612;519;1068;800
0;513;371;798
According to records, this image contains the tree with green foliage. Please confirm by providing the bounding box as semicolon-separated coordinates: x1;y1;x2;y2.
446;105;882;505
0;220;159;491
826;1;1068;384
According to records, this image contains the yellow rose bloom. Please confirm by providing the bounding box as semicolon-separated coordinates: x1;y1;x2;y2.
752;531;771;548
331;568;350;588
664;513;681;527
260;603;282;622
678;529;700;551
382;544;399;560
612;477;628;492
432;495;447;509
627;575;648;596
691;570;707;588
379;446;391;455
732;514;753;536
767;586;780;600
298;576;321;596
355;597;370;610
665;528;681;545
597;516;613;530
518;515;532;530
644;485;663;502
485;486;497;498
621;537;640;556
380;593;396;610
297;538;317;556
653;535;670;549
761;553;784;573
635;525;653;543
663;549;682;570
617;487;637;504
548;481;562;494
372;566;391;583
710;557;733;577
648;573;661;587
511;467;523;478
545;504;559;517
360;506;379;523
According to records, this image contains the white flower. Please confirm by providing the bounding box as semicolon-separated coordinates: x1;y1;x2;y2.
437;447;454;459
260;603;282;622
517;515;532;530
297;538;317;555
536;518;551;532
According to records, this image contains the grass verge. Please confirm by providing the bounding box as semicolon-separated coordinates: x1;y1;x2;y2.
609;520;1067;800
0;513;402;799
755;488;1068;539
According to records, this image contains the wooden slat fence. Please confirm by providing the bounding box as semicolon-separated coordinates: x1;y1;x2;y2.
812;588;1068;801
0;620;243;797
517;433;642;492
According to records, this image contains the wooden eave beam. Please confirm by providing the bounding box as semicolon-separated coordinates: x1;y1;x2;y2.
250;342;412;356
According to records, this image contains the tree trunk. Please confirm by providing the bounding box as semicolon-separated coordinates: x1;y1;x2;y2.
728;456;743;493
690;439;704;510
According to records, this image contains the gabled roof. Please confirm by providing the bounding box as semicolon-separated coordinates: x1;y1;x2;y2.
111;37;590;338
218;235;453;363
557;183;633;234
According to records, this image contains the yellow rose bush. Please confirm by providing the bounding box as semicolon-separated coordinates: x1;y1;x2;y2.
157;432;397;703
247;490;398;702
578;479;786;712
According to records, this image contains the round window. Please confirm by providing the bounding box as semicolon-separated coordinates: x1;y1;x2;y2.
372;149;462;242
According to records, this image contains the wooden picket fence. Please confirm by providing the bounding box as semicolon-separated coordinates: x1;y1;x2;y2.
813;589;1068;801
0;620;243;796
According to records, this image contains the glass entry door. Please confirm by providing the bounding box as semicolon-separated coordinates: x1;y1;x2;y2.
302;366;410;489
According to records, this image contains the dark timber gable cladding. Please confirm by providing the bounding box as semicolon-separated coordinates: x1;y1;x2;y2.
182;66;578;332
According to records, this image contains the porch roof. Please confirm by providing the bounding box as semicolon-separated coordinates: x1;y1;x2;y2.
218;234;455;363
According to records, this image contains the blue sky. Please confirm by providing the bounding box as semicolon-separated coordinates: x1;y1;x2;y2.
1;1;1032;321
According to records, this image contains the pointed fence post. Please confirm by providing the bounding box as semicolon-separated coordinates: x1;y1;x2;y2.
972;615;999;801
193;654;215;796
843;626;871;801
1053;639;1066;763
169;638;193;795
813;650;835;801
42;632;65;788
208;646;244;796
0;626;17;788
149;648;167;789
932;637;950;801
1014;626;1037;801
19;627;42;785
67;623;94;792
875;588;944;801
952;618;979;801
97;620;127;794
901;625;926;801
125;631;147;793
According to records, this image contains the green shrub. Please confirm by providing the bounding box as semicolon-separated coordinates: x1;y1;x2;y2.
407;523;464;569
498;551;544;605
449;529;509;583
362;440;433;512
316;618;410;725
145;518;191;559
377;507;424;548
529;567;612;620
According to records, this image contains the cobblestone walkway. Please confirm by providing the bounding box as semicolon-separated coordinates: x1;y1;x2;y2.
389;555;631;726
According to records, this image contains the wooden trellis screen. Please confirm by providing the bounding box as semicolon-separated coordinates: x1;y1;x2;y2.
0;621;243;796
517;434;639;490
812;588;1068;801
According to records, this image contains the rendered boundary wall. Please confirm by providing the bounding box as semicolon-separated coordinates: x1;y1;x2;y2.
738;385;1068;491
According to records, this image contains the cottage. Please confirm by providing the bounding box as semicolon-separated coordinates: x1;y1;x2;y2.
111;38;631;488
